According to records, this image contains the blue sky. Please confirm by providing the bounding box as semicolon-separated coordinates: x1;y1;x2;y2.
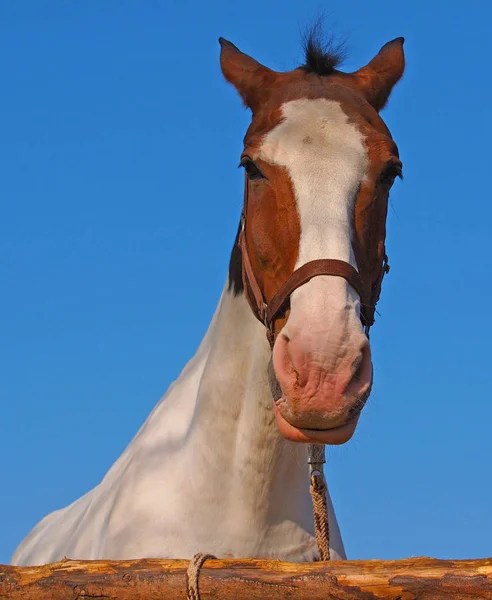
1;1;491;564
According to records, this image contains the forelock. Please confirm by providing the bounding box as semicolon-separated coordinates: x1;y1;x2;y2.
299;22;346;76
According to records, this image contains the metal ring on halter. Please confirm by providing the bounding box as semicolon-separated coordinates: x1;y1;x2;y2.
307;444;326;478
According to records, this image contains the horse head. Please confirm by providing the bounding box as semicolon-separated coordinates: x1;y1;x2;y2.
222;34;404;445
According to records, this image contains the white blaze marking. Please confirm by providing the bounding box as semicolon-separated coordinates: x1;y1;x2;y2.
259;98;368;269
258;99;369;340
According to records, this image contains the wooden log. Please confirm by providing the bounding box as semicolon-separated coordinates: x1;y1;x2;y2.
1;557;491;599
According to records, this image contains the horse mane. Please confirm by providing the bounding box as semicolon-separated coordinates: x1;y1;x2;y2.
299;23;346;76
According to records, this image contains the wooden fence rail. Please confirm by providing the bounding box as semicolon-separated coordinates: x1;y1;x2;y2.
1;556;491;599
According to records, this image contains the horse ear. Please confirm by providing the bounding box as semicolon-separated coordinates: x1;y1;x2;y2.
219;38;275;113
352;38;405;112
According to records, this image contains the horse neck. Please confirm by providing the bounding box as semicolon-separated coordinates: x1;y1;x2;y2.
178;282;312;526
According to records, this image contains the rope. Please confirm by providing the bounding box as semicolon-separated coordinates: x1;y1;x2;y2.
186;553;216;600
308;442;330;561
309;470;330;561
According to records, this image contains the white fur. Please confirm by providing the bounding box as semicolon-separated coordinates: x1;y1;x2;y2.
259;99;368;339
11;286;346;565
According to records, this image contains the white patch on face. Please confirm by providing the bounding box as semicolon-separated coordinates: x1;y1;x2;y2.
259;98;368;270
258;99;369;347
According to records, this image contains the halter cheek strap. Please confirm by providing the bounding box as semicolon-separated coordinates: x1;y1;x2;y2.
239;176;389;345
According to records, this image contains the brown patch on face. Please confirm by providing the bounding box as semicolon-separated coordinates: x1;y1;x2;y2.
243;169;300;304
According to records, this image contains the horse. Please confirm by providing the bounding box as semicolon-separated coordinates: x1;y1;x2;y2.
12;30;405;565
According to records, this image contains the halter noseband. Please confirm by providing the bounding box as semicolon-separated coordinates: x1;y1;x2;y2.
238;176;390;346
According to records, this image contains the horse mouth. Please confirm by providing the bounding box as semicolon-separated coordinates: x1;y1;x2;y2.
273;403;360;445
267;357;366;444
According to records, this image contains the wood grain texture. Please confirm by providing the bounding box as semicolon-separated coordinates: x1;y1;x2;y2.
1;557;491;599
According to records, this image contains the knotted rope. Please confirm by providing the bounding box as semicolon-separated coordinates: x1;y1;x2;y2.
310;472;330;560
185;443;330;599
308;443;330;561
186;553;217;600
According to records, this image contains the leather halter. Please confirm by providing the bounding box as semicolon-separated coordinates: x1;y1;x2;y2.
238;176;390;346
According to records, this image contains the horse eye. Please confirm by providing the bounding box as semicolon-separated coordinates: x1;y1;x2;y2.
240;158;265;180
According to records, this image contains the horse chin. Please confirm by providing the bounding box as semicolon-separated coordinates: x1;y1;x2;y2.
273;402;359;445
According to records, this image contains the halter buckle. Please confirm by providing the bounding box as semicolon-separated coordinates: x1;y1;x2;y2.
383;255;390;274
